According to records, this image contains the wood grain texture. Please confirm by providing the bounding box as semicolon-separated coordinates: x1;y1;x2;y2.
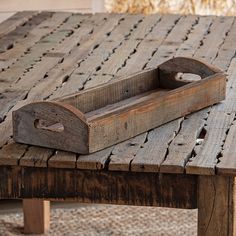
0;13;92;120
0;13;109;149
48;151;76;169
0;166;198;209
0;11;37;38
160;16;235;175
20;146;54;168
0;139;27;165
0;12;53;53
0;12;71;70
0;13;235;177
217;122;236;175
198;175;236;236
13;101;89;153
0;13;129;168
130;15;212;173
71;14;182;168
187;56;236;175
13;57;225;154
23;199;50;234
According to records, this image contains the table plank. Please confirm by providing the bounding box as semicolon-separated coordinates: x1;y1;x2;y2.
20;146;54;168
0;12;72;70
49;14;144;99
0;12;53;53
117;14;181;77
131;16;213;172
185;18;236;175
0;139;27;165
159;16;235;174
211;58;236;175
0;11;37;38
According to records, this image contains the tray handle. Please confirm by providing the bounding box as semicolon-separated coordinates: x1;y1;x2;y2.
13;101;89;154
158;57;224;89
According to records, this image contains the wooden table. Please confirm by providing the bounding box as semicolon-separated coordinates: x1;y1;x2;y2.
1;11;236;235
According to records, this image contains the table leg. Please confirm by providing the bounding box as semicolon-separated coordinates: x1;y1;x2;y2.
23;199;50;234
198;175;236;236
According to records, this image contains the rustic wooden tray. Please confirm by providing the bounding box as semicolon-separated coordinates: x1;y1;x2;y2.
12;57;226;154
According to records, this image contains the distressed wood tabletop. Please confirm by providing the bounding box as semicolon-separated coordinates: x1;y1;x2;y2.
0;11;236;179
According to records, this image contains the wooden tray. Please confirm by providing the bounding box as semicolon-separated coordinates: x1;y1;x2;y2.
12;57;226;154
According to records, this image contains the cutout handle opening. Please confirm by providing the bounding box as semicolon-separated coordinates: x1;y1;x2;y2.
34;119;64;132
175;72;202;82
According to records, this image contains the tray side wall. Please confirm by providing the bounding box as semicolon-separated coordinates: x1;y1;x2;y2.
88;74;226;153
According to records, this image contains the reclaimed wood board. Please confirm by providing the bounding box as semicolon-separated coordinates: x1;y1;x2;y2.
0;12;235;176
13;57;225;154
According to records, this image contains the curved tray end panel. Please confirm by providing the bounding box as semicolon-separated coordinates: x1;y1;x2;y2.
13;101;89;154
158;57;225;89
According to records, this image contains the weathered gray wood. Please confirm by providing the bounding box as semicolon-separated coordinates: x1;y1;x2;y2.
108;133;147;171
130;16;215;173
117;15;182;77
59;69;160;112
98;15;201;170
0;12;53;53
160;16;235;174
217;122;236;175
198;175;236;236
216;60;236;175
13;57;225;154
9;13;181;168
0;139;27;165
187;56;236;175
2;15;172;166
213;18;236;70
0;11;37;38
0;12;71;70
0;14;126;168
20;146;54;168
176;16;214;57
0;166;198;209
107;14;144;42
0;13;92;115
160;110;208;173
131;120;181;172
77;147;113;170
0;13;236;178
49;14;141;99
88;74;224;153
195;16;234;62
13;101;89;153
147;15;198;68
0;14;110;149
48;151;76;169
